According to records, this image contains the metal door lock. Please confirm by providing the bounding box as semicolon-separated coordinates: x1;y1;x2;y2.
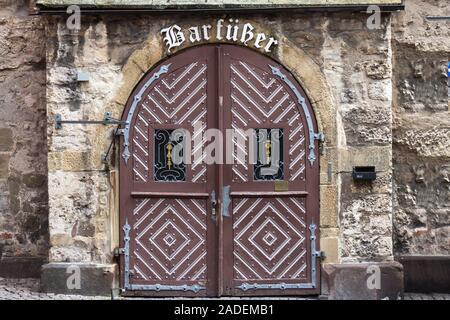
211;190;217;216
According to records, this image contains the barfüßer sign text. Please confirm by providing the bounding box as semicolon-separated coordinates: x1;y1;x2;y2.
161;19;278;53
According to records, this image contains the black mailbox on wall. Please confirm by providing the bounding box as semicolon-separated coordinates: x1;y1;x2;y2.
352;166;376;181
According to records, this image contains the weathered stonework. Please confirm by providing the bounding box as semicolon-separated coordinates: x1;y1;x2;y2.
48;171;112;263
322;262;403;300
36;0;404;8
0;0;48;277
391;0;450;256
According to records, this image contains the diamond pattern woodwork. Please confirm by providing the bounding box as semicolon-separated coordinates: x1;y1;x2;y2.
233;197;308;280
230;61;307;182
131;198;207;282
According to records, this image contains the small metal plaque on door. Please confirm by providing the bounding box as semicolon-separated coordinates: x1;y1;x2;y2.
274;180;289;191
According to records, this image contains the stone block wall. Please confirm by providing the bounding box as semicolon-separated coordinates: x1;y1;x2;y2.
284;12;395;263
391;0;450;256
45;15;129;264
0;0;48;277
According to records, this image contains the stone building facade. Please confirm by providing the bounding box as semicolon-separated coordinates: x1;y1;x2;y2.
0;0;448;298
0;0;48;278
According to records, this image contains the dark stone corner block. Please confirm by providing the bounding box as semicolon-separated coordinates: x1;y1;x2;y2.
396;256;450;293
40;263;118;296
0;256;46;278
321;262;404;300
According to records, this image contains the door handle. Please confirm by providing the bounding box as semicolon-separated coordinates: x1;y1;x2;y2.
221;185;231;217
210;190;217;216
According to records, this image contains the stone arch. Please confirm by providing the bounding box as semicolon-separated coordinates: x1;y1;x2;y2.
113;35;335;142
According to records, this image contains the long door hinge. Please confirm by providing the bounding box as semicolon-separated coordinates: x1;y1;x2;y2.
314;132;325;155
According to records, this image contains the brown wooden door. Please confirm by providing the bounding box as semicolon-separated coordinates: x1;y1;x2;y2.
119;46;218;296
119;45;320;297
220;46;320;296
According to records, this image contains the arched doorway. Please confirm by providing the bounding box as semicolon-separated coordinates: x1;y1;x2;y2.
119;44;320;297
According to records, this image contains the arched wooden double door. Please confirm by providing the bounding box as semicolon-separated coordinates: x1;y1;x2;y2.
119;45;320;297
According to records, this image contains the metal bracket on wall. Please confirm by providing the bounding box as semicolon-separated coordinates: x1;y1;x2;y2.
113;247;125;258
55;112;128;165
425;16;450;21
314;250;326;260
314;132;325;155
314;132;325;143
54;112;128;129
